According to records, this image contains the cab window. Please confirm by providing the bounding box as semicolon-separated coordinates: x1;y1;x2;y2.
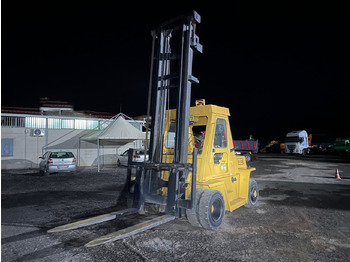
165;123;176;148
193;125;206;154
214;118;227;148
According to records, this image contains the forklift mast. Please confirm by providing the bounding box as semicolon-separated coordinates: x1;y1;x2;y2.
48;11;207;246
148;10;202;164
129;11;203;217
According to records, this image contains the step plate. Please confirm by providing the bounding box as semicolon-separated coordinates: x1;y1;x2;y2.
48;208;138;233
85;215;175;247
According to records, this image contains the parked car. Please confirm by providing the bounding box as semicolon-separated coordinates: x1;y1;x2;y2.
39;151;77;175
117;149;149;166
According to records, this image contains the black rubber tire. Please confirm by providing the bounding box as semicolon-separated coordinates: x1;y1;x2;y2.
198;189;225;230
245;179;259;208
245;153;251;162
186;189;204;228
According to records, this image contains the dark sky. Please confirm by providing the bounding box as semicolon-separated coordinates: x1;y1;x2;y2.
2;2;349;142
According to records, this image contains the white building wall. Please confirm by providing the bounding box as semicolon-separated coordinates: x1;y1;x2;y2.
2;127;51;168
1;126;140;169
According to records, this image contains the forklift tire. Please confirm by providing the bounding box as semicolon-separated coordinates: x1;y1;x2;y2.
245;153;251;162
245;179;259;208
186;189;204;228
198;189;225;230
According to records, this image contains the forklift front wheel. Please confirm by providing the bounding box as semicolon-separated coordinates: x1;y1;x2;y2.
186;189;204;228
245;179;259;208
198;189;225;230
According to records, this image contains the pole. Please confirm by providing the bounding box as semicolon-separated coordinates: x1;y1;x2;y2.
144;31;156;162
45;117;49;152
97;139;100;172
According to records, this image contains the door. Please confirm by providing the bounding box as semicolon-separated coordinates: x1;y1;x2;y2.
212;118;229;174
211;118;239;209
120;150;129;166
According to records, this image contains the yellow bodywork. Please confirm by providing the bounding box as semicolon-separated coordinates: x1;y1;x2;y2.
162;104;255;212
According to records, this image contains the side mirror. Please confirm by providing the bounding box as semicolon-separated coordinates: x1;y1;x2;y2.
39;156;43;159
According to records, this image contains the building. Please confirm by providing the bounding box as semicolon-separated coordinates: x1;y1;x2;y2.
1;99;145;170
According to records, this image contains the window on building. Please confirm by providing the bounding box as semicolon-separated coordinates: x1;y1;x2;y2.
62;119;74;129
2;138;14;156
1;116;25;127
48;118;61;129
74;119;87;129
25;117;46;128
86;120;99;130
2;114;120;131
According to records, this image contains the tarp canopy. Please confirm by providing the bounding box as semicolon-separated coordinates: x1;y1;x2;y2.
81;114;146;172
44;114;145;172
81;114;145;144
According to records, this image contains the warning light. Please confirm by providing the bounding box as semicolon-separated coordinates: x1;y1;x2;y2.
196;99;205;106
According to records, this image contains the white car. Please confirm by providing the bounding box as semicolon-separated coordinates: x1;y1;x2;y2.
117;149;149;166
39;151;77;175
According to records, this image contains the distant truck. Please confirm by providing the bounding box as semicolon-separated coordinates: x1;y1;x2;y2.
333;138;350;154
233;139;259;162
284;130;310;155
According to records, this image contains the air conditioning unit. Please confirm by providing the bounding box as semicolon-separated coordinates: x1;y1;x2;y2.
31;129;46;137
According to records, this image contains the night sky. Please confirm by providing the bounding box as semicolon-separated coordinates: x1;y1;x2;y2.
2;2;349;143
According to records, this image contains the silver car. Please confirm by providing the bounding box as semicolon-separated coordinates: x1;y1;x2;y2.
117;149;149;166
39;151;77;175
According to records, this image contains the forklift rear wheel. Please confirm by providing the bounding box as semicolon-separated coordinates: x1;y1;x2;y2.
245;153;251;162
198;189;225;230
245;179;259;208
186;189;204;228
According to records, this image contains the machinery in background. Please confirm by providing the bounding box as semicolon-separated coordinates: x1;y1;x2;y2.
233;137;259;162
333;138;350;154
284;130;311;155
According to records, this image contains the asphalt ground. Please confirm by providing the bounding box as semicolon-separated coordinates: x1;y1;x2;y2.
2;154;350;261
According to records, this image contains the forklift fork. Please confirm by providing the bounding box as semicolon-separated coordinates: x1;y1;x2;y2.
47;149;197;247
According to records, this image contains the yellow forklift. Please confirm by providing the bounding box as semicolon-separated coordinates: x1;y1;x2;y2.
163;100;258;229
48;10;258;246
